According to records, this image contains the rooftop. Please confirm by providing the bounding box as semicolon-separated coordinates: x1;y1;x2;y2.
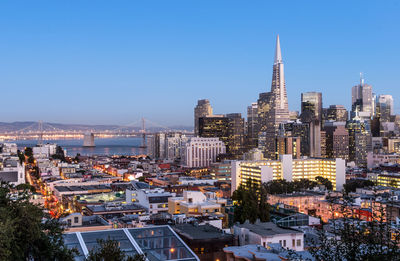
0;171;18;182
235;221;303;237
173;223;234;240
64;226;199;261
224;244;314;261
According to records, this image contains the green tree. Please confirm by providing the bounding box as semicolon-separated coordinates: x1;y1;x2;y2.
264;178;328;195
0;182;76;260
51;146;66;162
28;155;35;164
24;147;33;157
17;149;25;164
86;238;146;261
232;179;270;224
344;179;375;193
315;176;333;190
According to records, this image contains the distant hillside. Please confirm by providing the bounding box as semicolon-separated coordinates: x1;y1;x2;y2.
0;122;193;133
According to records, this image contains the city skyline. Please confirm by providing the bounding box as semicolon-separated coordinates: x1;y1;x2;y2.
1;1;399;126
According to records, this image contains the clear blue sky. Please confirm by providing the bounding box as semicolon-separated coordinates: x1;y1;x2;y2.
1;1;399;126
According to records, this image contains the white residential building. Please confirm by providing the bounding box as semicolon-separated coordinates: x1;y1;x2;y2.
168;191;227;228
0;156;25;185
33;144;57;158
233;221;304;251
126;187;175;215
184;137;226;168
1;143;18;155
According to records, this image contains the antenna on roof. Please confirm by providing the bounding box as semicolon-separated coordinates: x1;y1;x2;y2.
360;72;364;86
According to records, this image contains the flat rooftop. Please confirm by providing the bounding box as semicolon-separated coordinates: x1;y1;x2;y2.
173;223;234;240
235;221;303;237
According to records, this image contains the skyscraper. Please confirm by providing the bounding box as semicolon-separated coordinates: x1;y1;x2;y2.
347;119;372;167
198;114;245;158
326;105;348;122
257;35;290;159
376;95;394;122
247;102;259;149
301;92;322;123
194;99;213;135
351;75;373;120
323;122;349;160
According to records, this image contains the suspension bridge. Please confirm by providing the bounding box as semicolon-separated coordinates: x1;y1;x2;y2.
0;118;183;148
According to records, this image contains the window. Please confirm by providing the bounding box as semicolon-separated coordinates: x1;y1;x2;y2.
292;239;295;247
283;240;286;247
263;242;266;247
279;240;282;246
297;239;301;247
74;217;79;224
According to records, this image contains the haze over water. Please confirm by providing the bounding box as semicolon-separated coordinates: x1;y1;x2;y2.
12;137;146;156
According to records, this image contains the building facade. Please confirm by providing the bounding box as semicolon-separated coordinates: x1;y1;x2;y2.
184;137;226;168
231;155;345;192
194;99;213;135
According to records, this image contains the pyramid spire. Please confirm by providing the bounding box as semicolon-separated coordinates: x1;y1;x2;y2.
274;35;282;64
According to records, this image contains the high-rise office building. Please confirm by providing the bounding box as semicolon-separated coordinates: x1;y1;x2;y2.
351;75;373;120
324;122;349;160
165;133;189;161
301;92;322;123
226;113;245;157
326;105;348;122
289;111;299;121
257;35;290;159
376;95;394;122
275;136;301;159
247;103;259;149
194;99;213;135
147;133;166;159
347;119;372;167
147;133;189;160
198;114;245;158
280;121;310;157
320;130;327;157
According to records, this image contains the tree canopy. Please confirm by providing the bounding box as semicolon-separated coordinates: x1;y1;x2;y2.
344;179;375;193
232;179;270;224
264;176;333;195
0;182;76;260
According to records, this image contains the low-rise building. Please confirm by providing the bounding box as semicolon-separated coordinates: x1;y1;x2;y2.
126;187;175;215
85;203;147;216
367;152;400;169
168;191;227;226
0;156;25;185
173;223;236;261
224;244;314;261
267;191;325;216
233;221;304;251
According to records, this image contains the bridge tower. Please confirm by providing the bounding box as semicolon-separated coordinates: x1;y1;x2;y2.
38;120;43;146
83;132;95;147
140;117;147;148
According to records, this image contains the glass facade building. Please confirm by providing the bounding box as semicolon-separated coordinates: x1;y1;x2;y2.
64;226;199;261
